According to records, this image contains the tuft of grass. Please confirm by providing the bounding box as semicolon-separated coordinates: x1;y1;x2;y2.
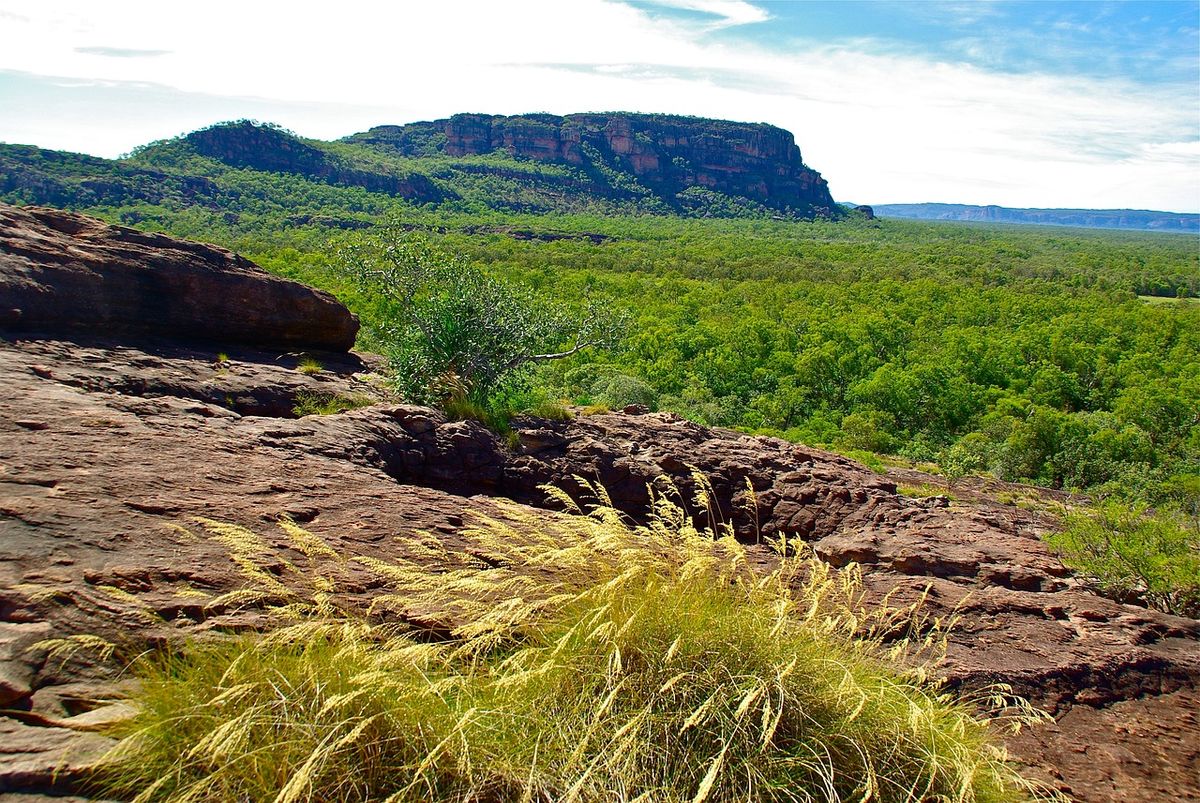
837;448;888;474
442;393;514;433
296;356;324;375
527;400;574;421
292;390;376;417
897;482;956;501
94;488;1054;803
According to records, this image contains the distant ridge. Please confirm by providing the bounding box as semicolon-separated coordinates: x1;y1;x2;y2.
0;115;837;220
871;203;1198;232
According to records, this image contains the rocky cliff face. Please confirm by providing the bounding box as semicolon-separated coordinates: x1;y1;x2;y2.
350;113;837;217
0;207;1196;802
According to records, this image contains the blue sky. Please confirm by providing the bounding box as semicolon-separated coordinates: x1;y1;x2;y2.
686;2;1199;84
1;0;1197;211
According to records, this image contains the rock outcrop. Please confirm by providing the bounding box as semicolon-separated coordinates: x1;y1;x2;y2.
1;208;1196;801
0;205;359;351
182;121;449;203
348;113;837;217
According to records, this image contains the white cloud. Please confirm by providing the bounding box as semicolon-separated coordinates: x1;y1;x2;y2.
0;0;1195;211
641;0;771;28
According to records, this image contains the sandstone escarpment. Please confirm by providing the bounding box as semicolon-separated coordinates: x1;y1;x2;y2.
0;208;1196;801
349;112;837;217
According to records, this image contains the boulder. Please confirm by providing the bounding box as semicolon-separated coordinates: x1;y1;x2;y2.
0;204;358;351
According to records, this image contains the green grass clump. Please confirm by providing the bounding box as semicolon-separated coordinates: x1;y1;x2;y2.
96;487;1051;802
836;448;888;474
292;390;376;416
296;356;324;375
897;482;955;501
1047;501;1200;617
526;400;574;421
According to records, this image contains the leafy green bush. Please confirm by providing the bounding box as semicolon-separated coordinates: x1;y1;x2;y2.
94;490;1048;802
837;449;888;474
1047;502;1200;617
940;433;991;485
563;362;619;400
838;409;899;454
336;227;625;406
594;373;658;410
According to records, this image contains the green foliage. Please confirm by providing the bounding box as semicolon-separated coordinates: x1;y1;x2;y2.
838;410;899;454
594;372;659;410
335;226;626;405
940;433;990;485
1047;502;1200;617
565;364;658;409
95;492;1050;802
837;449;888;474
296;356;323;375
292;390;375;417
4;134;1196;503
525;400;574;421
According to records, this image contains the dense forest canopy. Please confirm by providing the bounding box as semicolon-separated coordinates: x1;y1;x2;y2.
2;120;1196;504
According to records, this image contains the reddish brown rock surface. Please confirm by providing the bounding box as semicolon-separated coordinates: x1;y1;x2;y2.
0;205;358;350
1;209;1196;801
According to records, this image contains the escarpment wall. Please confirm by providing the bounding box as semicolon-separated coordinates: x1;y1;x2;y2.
356;112;837;215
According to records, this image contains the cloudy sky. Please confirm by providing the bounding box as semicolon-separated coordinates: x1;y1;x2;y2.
1;0;1197;211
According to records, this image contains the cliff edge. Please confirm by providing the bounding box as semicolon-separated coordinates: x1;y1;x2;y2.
348;112;837;217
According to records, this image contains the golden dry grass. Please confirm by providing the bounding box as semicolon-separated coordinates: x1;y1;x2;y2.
95;483;1056;802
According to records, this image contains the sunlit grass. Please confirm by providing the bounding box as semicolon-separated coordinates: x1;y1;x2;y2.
291;389;376;416
95;483;1055;802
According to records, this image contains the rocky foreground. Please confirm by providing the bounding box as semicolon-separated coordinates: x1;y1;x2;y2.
0;205;1197;801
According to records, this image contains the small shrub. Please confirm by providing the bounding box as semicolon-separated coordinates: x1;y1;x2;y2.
442;392;513;433
526;400;573;421
564;363;619;399
1047;502;1200;617
94;487;1051;802
941;433;991;486
336;229;626;406
838;410;898;454
594;373;658;410
898;482;955;501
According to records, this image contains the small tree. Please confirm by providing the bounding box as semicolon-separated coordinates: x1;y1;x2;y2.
1048;501;1200;617
337;227;626;406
